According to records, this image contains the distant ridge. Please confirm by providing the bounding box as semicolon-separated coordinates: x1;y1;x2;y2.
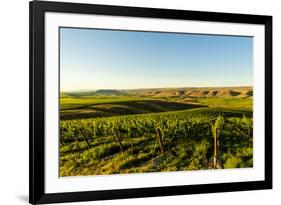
62;86;253;98
95;89;121;95
125;86;253;98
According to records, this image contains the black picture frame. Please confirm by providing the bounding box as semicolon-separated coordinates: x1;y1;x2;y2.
29;0;272;204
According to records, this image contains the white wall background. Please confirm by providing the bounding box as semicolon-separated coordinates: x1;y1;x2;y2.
0;0;279;204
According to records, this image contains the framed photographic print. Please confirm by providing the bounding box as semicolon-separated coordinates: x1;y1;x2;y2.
29;0;272;204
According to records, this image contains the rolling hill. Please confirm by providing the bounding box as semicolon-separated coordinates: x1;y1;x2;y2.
125;86;253;98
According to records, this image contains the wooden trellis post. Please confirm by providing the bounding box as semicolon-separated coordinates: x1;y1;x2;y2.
79;129;91;149
156;128;164;154
114;129;124;153
213;127;217;167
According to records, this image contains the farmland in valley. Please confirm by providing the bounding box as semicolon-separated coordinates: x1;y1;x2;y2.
59;87;253;176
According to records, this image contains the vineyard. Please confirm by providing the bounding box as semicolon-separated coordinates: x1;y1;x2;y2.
60;107;253;176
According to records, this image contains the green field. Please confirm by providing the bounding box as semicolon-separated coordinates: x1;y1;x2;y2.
60;87;253;176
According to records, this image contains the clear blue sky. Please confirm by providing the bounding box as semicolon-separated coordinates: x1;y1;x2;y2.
60;27;253;91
